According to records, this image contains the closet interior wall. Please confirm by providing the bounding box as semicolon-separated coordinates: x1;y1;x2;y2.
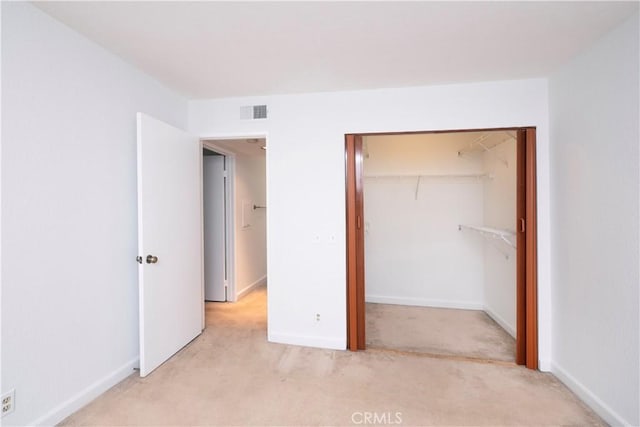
482;137;517;336
363;132;516;335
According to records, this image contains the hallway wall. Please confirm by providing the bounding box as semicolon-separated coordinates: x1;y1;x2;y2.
233;152;267;298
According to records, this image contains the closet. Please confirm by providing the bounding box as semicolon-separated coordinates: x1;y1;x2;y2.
362;131;517;361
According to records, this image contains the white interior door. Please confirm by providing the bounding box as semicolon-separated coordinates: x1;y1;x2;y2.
203;155;227;301
136;112;203;377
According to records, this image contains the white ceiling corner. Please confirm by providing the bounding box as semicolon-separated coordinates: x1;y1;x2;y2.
33;1;639;100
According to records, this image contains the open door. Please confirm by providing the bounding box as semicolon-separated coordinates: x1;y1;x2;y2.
136;113;203;377
203;154;227;301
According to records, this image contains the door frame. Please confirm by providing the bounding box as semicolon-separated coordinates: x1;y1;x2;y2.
201;132;269;304
202;140;237;306
345;127;538;369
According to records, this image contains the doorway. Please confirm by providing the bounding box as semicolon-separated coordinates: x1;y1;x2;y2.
345;128;538;369
201;138;268;306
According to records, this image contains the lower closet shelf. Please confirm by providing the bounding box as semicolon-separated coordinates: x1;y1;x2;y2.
458;224;516;249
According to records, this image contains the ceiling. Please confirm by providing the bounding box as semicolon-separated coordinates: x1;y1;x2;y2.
34;1;638;99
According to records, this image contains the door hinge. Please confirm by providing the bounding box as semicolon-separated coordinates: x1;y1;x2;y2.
357;215;362;229
520;218;526;233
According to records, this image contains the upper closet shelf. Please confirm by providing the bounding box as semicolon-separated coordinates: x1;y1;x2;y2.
457;131;515;167
458;224;516;249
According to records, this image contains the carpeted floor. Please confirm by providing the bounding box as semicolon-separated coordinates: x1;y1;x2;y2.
59;285;604;426
366;303;515;362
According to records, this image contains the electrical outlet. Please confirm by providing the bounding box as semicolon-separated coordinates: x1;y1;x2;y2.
1;389;15;417
316;313;321;322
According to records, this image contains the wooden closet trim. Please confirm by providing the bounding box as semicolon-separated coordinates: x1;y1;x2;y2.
345;134;365;349
524;128;538;369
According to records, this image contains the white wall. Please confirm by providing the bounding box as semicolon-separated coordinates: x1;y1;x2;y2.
233;152;267;298
188;78;551;364
362;134;485;309
482;139;517;337
1;3;188;425
548;13;639;427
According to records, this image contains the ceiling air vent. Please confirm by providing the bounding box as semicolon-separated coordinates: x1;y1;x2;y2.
240;105;268;120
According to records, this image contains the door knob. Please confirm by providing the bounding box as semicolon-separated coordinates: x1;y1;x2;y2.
146;255;158;264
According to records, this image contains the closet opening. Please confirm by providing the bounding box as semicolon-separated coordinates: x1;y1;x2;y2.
345;128;537;369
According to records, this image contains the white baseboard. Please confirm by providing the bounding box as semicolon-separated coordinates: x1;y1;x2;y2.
551;362;632;426
483;305;516;338
365;295;483;310
29;357;138;426
236;274;267;300
538;359;551;372
268;332;345;350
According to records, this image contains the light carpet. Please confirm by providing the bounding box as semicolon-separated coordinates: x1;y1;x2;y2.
366;303;515;362
59;285;604;426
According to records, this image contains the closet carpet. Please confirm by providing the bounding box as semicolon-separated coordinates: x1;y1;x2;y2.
366;303;516;362
59;285;603;426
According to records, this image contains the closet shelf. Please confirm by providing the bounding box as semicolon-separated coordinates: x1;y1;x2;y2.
458;224;516;249
457;131;515;167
